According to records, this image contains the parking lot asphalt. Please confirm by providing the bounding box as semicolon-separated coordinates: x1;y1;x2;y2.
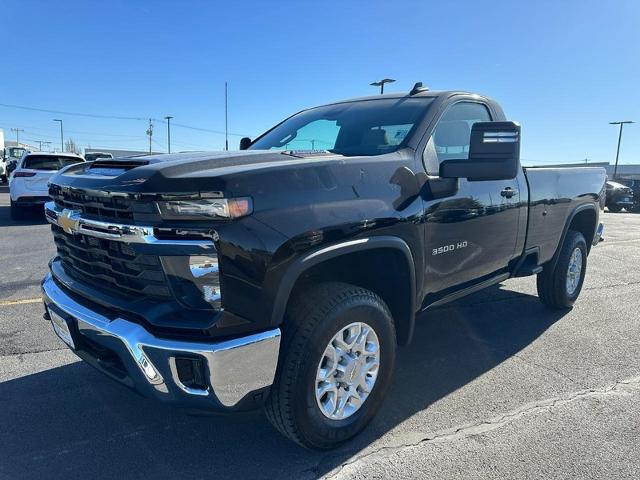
1;183;639;480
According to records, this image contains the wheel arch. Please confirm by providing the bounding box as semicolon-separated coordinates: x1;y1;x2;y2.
549;203;598;271
270;236;418;345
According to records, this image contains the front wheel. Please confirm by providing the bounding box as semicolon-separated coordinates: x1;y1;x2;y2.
537;230;587;309
608;204;622;213
264;282;396;449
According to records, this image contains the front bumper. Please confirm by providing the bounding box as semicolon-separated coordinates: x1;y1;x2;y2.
41;273;281;411
593;222;605;245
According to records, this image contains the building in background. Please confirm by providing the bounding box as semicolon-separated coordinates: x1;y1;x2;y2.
84;148;160;158
530;162;640;180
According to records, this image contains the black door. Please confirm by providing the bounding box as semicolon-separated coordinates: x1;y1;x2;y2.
421;101;521;299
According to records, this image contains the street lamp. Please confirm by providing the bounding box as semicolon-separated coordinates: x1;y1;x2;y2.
53;119;64;152
370;78;396;94
609;121;634;180
164;116;173;153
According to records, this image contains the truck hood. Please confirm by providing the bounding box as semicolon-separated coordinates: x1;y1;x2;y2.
49;150;353;196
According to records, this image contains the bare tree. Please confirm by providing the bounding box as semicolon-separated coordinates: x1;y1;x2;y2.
64;138;82;155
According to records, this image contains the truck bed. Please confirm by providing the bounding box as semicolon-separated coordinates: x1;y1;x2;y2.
523;166;606;264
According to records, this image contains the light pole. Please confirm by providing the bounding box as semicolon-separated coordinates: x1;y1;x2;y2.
224;81;229;151
609;121;634;180
370;78;395;94
146;119;153;154
53;119;64;152
164;116;173;153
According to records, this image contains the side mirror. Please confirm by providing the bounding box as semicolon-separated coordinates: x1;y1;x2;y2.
239;137;252;150
439;121;520;181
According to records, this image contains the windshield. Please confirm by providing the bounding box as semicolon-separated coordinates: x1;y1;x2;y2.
250;97;434;156
9;148;27;159
23;155;83;171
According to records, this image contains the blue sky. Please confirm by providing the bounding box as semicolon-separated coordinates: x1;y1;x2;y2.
1;0;638;164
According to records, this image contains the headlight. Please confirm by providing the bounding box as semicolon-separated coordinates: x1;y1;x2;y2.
157;197;252;220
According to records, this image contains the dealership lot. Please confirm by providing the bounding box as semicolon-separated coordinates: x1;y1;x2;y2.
1;184;639;479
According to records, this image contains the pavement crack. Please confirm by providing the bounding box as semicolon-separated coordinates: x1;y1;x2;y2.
0;347;68;358
584;280;640;291
323;375;640;479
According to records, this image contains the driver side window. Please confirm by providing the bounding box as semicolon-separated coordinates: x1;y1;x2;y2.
423;102;492;174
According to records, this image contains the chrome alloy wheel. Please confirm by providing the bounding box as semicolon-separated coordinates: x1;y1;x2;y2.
315;322;381;420
566;247;583;295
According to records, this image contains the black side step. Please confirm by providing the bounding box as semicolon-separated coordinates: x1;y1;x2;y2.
513;264;542;277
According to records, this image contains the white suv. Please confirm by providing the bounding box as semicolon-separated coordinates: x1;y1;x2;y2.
9;152;84;220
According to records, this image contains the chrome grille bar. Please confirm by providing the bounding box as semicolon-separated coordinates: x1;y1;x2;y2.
45;201;214;246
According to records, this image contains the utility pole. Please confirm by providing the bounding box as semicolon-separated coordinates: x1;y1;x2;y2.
11;128;24;145
609;121;634;180
164;116;173;153
224;81;229;151
146;119;153;154
53;119;64;152
42;141;52;152
370;78;396;94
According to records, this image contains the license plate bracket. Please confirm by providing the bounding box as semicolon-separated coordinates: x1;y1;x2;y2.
50;309;76;350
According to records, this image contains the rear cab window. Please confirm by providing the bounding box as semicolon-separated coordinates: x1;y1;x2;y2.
23;155;83;171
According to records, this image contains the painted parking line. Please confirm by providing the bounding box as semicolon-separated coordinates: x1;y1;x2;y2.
0;297;42;307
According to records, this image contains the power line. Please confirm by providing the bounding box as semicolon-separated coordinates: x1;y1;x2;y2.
0;102;253;137
2;124;139;138
11;127;24;144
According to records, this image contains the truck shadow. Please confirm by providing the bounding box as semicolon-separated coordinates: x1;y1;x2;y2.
0;284;567;479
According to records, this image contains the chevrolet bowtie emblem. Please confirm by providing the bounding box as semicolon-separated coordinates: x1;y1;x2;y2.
58;209;81;235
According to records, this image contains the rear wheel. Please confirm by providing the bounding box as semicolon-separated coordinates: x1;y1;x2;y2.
537;230;587;309
264;282;396;449
10;200;27;221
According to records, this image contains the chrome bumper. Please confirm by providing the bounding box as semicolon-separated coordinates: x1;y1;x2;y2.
42;273;281;409
593;222;605;245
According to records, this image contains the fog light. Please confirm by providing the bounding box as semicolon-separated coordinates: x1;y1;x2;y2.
189;255;219;278
203;284;221;303
189;255;222;307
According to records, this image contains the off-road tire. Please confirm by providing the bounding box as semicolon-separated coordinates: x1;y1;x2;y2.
264;282;396;449
537;230;587;309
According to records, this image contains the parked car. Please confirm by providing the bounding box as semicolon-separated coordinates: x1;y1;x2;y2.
9;152;84;220
605;180;634;212
41;87;605;449
3;146;29;180
619;178;640;212
84;152;114;162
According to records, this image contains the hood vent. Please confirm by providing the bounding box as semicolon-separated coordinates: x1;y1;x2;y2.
89;159;150;171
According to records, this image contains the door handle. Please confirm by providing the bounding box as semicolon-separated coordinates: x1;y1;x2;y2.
500;187;518;198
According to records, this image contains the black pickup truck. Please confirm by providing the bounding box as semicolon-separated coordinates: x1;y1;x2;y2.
41;87;606;449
